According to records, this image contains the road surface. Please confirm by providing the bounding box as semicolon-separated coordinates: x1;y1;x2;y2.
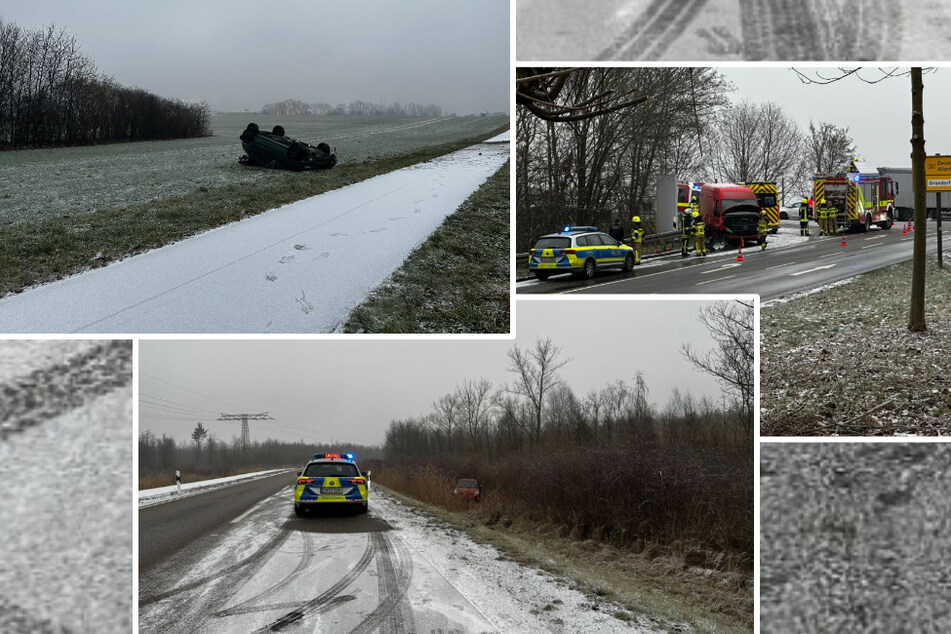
140;477;670;634
0;341;133;634
517;0;950;61
518;220;941;299
0;138;509;333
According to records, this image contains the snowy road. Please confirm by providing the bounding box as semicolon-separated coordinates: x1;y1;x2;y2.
0;341;133;634
517;0;951;61
139;483;668;634
0;136;509;333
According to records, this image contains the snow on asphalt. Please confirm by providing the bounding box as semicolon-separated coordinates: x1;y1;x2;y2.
0;342;132;634
0;139;509;333
372;491;673;633
138;469;292;507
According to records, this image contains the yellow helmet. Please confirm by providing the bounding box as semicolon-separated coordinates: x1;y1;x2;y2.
801;197;807;203
631;215;641;223
821;198;826;204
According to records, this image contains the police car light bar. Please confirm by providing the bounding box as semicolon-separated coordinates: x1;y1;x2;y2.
562;225;598;233
311;452;355;460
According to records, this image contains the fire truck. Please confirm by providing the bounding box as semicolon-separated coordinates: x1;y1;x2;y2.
744;181;779;233
677;182;703;215
812;159;895;233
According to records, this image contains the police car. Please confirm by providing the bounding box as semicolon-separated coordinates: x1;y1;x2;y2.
294;452;369;515
528;226;635;280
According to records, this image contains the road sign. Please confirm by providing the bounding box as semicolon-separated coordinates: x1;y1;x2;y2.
925;155;951;191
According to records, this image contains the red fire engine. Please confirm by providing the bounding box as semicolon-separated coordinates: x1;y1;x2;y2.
812;159;896;232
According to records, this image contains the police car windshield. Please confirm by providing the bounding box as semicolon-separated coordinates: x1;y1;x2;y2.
533;236;571;249
722;198;759;211
304;463;360;477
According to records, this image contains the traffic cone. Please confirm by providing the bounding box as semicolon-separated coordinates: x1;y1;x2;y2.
736;238;744;262
902;222;908;235
840;232;847;246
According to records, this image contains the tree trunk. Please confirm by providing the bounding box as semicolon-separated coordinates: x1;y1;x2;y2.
909;68;927;332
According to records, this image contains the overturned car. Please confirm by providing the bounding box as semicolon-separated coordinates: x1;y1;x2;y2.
239;123;337;171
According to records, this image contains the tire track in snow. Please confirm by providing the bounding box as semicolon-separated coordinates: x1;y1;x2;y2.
349;530;415;634
596;0;709;60
0;340;132;442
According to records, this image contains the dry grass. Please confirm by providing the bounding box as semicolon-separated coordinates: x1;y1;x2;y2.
762;254;951;435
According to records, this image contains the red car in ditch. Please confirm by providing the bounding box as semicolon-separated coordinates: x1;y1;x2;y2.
453;478;481;501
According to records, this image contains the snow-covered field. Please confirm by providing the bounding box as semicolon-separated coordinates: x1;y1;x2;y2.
139;484;674;634
0;139;509;333
0;113;508;227
0;341;133;634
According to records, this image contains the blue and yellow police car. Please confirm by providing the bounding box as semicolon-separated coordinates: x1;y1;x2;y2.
294;452;369;515
528;226;635;280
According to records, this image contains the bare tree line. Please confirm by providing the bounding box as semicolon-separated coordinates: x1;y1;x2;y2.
517;67;856;251
261;98;445;117
385;306;753;460
0;18;210;150
138;431;383;477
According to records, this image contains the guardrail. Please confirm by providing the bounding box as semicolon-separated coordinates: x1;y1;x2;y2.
515;229;682;263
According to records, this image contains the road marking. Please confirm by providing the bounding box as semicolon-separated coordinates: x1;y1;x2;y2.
790;264;836;276
861;243;883;249
231;499;267;524
767;261;794;270
865;234;887;241
818;252;838;259
701;263;742;274
696;275;736;286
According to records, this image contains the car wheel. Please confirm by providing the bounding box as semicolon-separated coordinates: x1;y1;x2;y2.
294;505;304;517
533;271;551;281
360;502;368;514
316;142;331;155
880;216;893;230
623;252;635;272
272;125;285;136
287;142;304;160
582;258;596;279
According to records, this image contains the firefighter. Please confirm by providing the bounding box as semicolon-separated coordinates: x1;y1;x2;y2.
818;199;828;236
758;211;769;250
680;201;696;257
828;203;839;235
799;197;810;236
608;217;624;242
692;210;706;256
630;216;644;265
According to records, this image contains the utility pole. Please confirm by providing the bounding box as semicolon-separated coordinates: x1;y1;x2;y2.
909;67;927;332
217;412;273;450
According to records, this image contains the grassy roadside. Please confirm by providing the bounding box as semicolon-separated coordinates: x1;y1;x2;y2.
373;482;752;633
762;254;951;434
0;127;506;297
137;467;289;490
343;160;510;333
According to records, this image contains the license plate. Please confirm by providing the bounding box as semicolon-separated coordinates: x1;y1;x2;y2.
321;487;344;494
540;256;555;263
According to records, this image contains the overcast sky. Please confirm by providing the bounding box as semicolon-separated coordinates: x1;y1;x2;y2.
721;67;951;168
0;0;509;115
139;299;731;445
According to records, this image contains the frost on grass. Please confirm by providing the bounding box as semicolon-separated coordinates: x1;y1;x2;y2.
0;113;507;228
761;254;951;435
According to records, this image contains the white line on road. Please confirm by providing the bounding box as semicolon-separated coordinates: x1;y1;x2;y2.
701;263;742;274
861;243;883;249
767;261;794;269
696;275;736;286
231;499;267;524
790;264;836;276
818;252;839;259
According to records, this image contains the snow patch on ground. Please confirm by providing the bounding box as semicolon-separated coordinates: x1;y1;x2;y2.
373;490;676;633
138;468;292;507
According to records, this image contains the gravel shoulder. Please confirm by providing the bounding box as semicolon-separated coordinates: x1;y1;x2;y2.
761;253;951;435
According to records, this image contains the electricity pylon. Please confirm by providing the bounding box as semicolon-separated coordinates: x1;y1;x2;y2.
217;412;272;450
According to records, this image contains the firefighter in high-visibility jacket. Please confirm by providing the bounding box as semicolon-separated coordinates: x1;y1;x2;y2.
828;203;838;235
799;197;810;236
758;212;769;250
680;202;696;257
818;199;828;236
692;210;706;256
630;215;644;265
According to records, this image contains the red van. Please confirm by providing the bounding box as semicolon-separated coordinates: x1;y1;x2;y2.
698;184;762;250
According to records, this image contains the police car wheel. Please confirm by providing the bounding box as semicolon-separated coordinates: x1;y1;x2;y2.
623;252;635;272
582;258;596;279
294;505;305;517
359;502;368;514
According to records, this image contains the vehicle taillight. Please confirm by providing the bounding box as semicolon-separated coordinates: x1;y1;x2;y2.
564;249;576;255
529;249;536;255
351;478;365;485
298;478;314;485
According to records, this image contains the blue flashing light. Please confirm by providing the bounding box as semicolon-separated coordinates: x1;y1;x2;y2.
345;453;354;460
563;225;571;233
